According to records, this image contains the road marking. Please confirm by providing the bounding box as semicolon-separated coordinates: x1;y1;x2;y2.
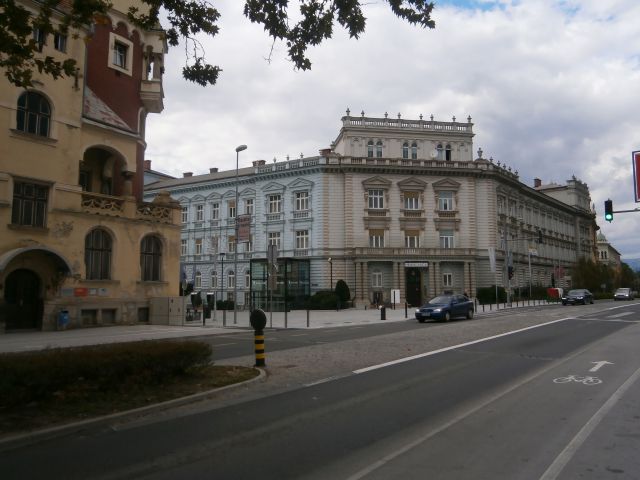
553;375;602;385
213;342;237;347
290;334;309;337
353;317;571;374
590;360;613;372
539;364;640;480
609;312;634;318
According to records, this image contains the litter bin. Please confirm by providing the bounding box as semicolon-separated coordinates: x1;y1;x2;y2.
57;310;69;330
380;306;386;320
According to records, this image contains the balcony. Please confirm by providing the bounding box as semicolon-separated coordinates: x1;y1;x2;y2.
81;192;178;225
354;247;478;258
81;192;124;216
140;79;164;113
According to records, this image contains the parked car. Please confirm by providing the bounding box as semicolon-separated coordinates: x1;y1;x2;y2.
561;289;594;305
614;288;635;301
415;294;474;322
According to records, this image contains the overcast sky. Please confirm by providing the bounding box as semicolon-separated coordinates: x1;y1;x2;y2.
145;0;640;260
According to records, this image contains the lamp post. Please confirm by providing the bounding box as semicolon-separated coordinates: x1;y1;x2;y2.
328;257;333;290
234;144;247;325
220;252;225;326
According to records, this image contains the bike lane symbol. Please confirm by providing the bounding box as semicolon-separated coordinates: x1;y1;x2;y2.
553;375;602;386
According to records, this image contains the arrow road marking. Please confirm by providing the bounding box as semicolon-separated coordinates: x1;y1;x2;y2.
590;361;613;372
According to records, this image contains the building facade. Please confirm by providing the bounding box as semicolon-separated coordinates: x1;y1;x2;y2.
145;111;598;309
0;1;181;331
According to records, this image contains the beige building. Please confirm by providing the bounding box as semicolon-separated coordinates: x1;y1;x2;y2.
596;232;621;269
0;1;180;331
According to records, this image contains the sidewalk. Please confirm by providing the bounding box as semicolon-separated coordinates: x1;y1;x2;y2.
0;301;553;354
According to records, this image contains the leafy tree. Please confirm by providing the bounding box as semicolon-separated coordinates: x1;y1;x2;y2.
335;279;350;303
1;0;436;87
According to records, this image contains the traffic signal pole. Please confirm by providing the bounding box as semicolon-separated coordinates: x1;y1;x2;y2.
603;199;640;222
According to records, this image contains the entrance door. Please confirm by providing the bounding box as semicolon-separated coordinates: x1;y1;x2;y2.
405;268;422;307
4;269;42;329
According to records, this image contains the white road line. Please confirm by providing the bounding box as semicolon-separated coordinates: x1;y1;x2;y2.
539;364;640;480
213;343;237;347
608;311;634;318
290;334;309;337
353;318;571;374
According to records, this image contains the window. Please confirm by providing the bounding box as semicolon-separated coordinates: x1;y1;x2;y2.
194;271;202;289
195;238;203;256
181;206;188;224
211;271;218;289
181;238;187;256
113;41;128;68
372;271;383;288
367;141;374;157
368;189;384;209
85;228;112;280
405;231;420;248
196;204;204;222
268;232;281;249
228;270;235;288
54;32;67;52
245;235;253;253
209;236;219;254
411;142;418;159
17;92;50;137
140;235;162;281
369;230;385;248
295;230;309;250
438;191;454;211
443;272;453;287
245;270;251;289
445;144;452;161
245;198;254;215
402;143;409;159
376;141;383;157
228;236;236;253
11;181;48;227
404;192;419;210
211;202;219;220
436;144;444;160
228;200;236;219
268;194;282;213
295;191;309;211
440;230;454;249
33;28;46;51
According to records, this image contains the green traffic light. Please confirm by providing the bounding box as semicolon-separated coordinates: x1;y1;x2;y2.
604;199;613;222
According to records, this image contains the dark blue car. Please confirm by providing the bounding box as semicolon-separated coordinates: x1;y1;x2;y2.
415;294;474;322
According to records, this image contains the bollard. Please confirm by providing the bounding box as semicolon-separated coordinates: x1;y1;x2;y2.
380;306;386;320
306;309;310;328
250;309;267;367
404;302;408;319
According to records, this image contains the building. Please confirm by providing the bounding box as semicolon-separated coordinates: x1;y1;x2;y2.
0;1;181;331
596;232;621;269
144;159;175;185
144;111;599;309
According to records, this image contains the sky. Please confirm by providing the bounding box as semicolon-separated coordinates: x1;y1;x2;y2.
145;0;640;260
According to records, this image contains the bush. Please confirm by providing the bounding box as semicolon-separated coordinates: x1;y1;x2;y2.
335;280;351;303
0;340;212;409
476;285;507;304
216;300;234;310
306;291;339;310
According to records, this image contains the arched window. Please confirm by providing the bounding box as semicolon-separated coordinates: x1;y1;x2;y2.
141;235;162;281
402;143;409;159
17;91;51;137
367;140;374;157
411;142;418;159
436;144;444;160
194;271;202;289
227;270;235;288
445;144;452;161
85;228;112;280
376;141;383;157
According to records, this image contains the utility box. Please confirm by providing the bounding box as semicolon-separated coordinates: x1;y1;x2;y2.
150;297;187;325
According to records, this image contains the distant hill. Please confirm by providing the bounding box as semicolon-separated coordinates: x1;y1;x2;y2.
623;258;640;271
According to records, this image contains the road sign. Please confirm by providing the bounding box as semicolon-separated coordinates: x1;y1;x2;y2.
634;150;640;202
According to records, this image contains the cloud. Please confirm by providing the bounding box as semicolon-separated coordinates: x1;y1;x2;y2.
145;0;640;259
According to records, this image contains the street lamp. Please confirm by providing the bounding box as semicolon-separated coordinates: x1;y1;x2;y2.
219;252;225;326
234;144;247;325
328;257;333;291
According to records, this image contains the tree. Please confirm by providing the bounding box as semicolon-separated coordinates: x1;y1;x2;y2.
1;0;436;88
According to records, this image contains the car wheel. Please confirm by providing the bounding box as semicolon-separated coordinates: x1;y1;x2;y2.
444;311;451;322
418;318;425;323
562;301;567;305
466;309;474;320
590;298;594;304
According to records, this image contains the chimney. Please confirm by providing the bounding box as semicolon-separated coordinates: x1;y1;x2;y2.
144;160;151;171
183;172;193;178
534;178;542;188
252;160;266;167
209;168;218;174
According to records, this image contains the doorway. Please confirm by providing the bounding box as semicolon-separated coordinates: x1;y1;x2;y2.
405;268;422;307
4;269;42;329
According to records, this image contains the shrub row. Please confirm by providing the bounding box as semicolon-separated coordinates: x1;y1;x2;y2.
0;340;212;408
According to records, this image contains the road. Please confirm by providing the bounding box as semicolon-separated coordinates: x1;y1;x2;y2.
2;302;639;479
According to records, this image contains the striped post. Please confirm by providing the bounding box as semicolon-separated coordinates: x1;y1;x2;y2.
254;329;266;367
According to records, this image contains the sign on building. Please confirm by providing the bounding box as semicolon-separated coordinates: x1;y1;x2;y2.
633;150;640;202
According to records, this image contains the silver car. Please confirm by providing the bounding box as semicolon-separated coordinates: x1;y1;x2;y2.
614;288;635;301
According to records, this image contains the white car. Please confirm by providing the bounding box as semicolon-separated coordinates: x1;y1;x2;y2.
614;288;635;301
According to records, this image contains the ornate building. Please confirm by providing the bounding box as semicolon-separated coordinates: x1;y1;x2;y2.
0;1;181;331
145;111;599;309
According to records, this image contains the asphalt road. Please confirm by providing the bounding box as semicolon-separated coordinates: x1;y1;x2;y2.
2;303;639;479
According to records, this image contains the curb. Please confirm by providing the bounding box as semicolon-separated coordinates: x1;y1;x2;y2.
0;367;266;452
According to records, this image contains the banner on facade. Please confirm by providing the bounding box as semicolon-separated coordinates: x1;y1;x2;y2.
488;247;496;273
404;262;429;268
633;150;640;203
237;214;251;241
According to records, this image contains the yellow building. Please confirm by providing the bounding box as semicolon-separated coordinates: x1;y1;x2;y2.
0;1;180;331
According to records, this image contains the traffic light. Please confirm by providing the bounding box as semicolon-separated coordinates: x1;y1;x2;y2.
508;266;514;280
604;199;613;222
537;230;543;244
